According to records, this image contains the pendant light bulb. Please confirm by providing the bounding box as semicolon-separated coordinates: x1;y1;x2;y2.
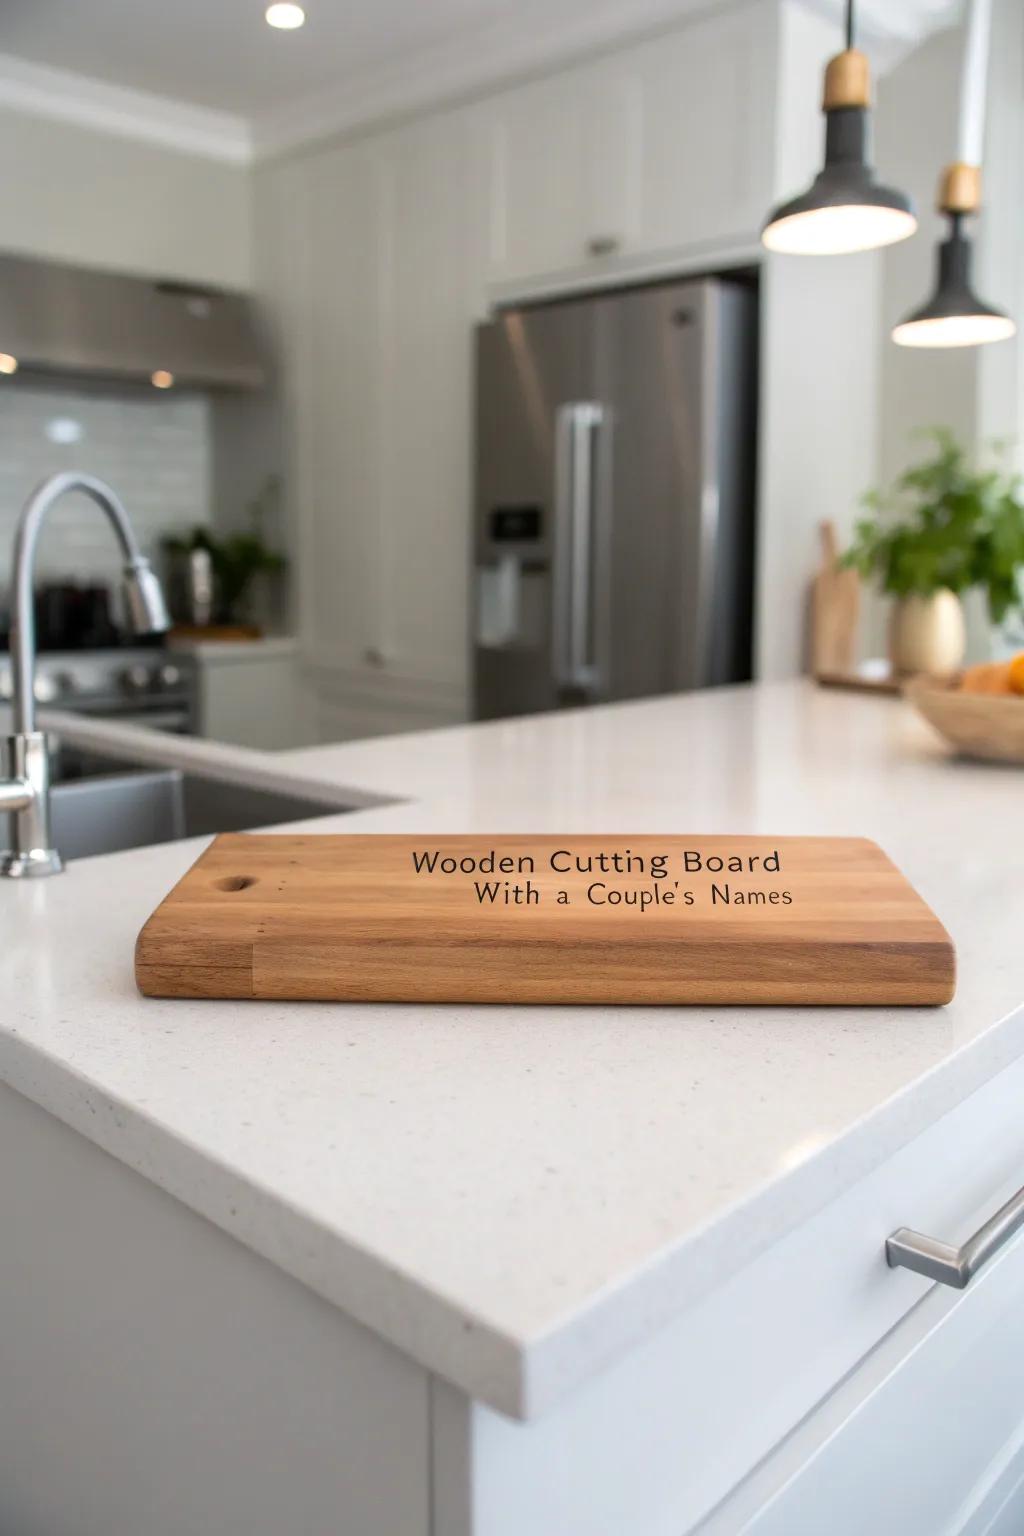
761;1;916;256
762;203;916;257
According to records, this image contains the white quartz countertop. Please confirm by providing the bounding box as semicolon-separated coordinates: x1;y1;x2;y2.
3;682;1022;1419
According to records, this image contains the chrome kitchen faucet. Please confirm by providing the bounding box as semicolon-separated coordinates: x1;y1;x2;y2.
1;473;170;877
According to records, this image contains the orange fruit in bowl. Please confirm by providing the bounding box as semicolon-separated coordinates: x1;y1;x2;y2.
1008;652;1024;696
959;661;1012;694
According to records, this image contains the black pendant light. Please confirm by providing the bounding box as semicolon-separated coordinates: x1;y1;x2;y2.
892;206;1014;348
762;0;916;256
892;0;1014;348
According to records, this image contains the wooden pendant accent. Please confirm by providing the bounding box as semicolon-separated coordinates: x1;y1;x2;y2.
938;162;982;215
136;834;955;1007
822;49;870;111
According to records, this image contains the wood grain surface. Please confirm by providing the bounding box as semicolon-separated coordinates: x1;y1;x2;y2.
811;520;861;680
135;834;956;1006
905;676;1024;764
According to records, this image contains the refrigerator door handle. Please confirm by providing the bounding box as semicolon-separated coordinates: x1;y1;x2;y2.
554;402;605;693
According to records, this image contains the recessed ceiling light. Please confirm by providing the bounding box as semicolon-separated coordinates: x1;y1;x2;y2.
151;370;175;389
0;353;18;375
266;3;305;28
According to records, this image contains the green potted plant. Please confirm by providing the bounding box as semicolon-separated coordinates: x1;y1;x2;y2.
162;477;287;633
844;430;1024;674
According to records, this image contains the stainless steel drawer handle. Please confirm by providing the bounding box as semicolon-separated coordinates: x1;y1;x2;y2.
887;1183;1024;1289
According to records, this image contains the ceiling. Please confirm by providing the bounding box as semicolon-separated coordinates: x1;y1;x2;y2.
0;0;960;158
1;0;554;118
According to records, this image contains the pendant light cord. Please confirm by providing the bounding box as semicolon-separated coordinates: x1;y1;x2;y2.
845;0;854;50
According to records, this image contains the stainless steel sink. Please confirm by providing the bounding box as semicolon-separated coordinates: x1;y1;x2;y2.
49;751;353;861
51;769;186;860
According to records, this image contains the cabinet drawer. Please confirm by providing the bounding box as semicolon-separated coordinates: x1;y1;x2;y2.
470;1052;1024;1536
708;1213;1024;1535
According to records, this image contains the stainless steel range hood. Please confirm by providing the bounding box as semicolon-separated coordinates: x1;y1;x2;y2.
0;251;266;390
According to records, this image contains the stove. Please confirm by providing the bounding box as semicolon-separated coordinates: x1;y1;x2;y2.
0;647;197;733
0;579;197;733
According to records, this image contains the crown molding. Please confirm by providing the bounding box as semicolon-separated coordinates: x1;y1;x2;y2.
0;52;252;164
252;0;731;159
252;0;958;159
0;0;957;169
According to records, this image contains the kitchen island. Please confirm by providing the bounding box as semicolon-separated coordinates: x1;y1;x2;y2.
3;681;1023;1536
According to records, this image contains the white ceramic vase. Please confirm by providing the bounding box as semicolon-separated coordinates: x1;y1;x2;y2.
889;589;966;676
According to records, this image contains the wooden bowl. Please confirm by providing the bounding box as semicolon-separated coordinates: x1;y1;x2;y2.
905;676;1024;764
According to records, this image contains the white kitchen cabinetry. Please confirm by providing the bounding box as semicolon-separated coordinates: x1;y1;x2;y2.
437;1048;1024;1535
711;1241;1024;1534
484;2;776;292
302;139;383;685
0;1082;430;1536
484;72;588;286
633;7;776;260
7;1046;1024;1534
179;638;312;749
260;107;483;742
484;60;643;285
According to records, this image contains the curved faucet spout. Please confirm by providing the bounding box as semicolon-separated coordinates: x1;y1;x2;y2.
2;473;171;877
11;472;170;734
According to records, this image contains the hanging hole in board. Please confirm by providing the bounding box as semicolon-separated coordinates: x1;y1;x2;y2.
215;875;257;892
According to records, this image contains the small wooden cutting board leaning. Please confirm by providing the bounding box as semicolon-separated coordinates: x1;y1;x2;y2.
135;834;955;1006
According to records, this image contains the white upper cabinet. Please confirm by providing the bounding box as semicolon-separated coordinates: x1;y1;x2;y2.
578;60;645;263
485;0;777;291
633;5;776;256
484;60;643;285
485;72;588;284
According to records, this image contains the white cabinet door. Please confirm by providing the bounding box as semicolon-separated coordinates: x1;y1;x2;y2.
302;138;386;676
486;72;586;284
288;112;484;702
192;644;309;749
720;1224;1024;1536
0;1082;431;1536
448;1052;1024;1536
485;0;775;292
486;56;644;283
634;4;776;256
578;59;644;263
370;106;485;695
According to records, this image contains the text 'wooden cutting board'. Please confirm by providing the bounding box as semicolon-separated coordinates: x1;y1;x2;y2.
135;835;955;1006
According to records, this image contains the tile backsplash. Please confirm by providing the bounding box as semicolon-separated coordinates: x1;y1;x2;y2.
0;379;210;594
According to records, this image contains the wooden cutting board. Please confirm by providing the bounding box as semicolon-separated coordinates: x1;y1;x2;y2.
811;520;861;679
135;834;955;1006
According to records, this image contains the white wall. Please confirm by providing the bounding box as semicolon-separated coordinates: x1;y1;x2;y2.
762;1;1023;675
755;1;882;680
0;105;252;289
869;1;1023;660
975;0;1024;459
875;27;977;488
757;252;882;678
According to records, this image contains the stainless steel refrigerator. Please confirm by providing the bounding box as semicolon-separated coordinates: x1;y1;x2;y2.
472;277;757;721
